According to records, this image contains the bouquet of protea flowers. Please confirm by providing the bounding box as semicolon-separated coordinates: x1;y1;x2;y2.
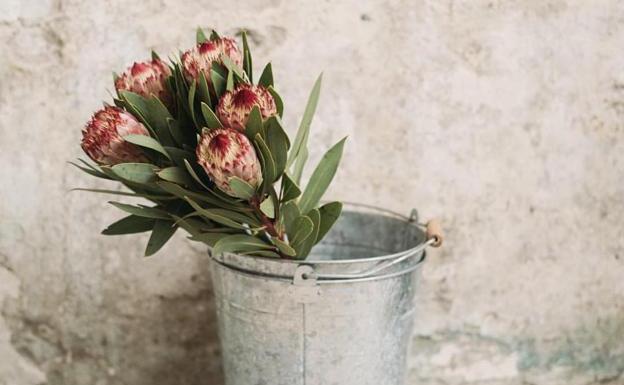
74;29;346;259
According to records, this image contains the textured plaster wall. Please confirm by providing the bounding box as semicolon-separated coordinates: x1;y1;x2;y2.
0;0;623;384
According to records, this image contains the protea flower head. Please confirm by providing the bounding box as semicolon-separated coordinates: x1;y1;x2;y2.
81;106;150;165
216;84;277;132
114;59;172;106
181;37;243;83
196;128;262;196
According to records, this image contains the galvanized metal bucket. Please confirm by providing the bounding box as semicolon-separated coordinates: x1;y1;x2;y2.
208;203;441;385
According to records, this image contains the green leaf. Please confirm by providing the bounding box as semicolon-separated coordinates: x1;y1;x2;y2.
200;102;223;128
197;71;212;107
209;29;220;41
189;232;229;246
264;116;290;177
183;159;210;190
292;146;308;185
268;86;283;117
258;62;273;88
298;137;346;214
240;250;281;258
185;198;251;229
157;167;195;187
281;201;301;231
260;194;275;218
109;202;170;219
229;176;256;200
212;234;275;256
151;50;160;61
254;134;277;188
68;161;112;180
272;237;296;257
295;209;320;259
245;106;263;139
222;56;245;79
196;27;208;43
316;201;342;243
288;215;314;249
280;173;301;202
111;163;157;184
163;146;195;168
211;68;226;98
102;215;156;235
187;81;200;129
226;70;234;91
242;30;253;82
145;220;177;256
156;181;245;211
119;91;175;146
123;134;171;160
287;74;322;169
71;188;173;200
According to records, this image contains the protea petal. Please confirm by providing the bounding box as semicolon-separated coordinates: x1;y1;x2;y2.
216;84;277;132
81;106;150;165
115;59;172;107
196;128;262;196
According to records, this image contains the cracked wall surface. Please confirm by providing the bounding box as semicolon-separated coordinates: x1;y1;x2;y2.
1;1;623;384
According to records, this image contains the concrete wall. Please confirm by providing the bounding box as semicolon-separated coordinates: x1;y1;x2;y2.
1;1;623;384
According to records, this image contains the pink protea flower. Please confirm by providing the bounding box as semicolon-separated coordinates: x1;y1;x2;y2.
114;59;172;106
196;128;262;196
181;37;243;83
81;106;150;165
216;84;277;132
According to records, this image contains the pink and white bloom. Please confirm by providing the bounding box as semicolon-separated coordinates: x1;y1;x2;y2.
114;59;172;106
181;37;243;83
196;128;262;196
81;106;150;165
216;84;277;132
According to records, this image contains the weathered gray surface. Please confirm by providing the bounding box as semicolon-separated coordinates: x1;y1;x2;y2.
0;1;623;384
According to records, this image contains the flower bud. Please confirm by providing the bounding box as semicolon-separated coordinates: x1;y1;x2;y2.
181;37;243;82
216;84;277;132
196;128;262;196
114;59;172;106
81;106;150;165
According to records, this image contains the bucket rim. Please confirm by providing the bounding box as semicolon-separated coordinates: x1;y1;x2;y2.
209;202;427;265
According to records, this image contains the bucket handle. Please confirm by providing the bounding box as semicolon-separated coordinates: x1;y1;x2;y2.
295;219;443;283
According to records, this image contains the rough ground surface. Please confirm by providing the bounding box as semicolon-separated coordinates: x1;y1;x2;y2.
1;1;623;384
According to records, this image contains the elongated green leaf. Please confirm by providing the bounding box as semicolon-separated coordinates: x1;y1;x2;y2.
280;173;301;202
71;188;173;200
196;27;208;43
111;163;157;184
316;201;342;243
145;220;177;256
240;250;281;258
109;202;170;219
123;134;171;160
102;215;156;235
258;62;273;88
298;137;346;214
158;167;195;186
119;91;175;146
288;215;314;250
212;234;275;256
222;56;245;79
254;134;277;187
292;146;308;185
183;159;210;190
268;86;283;117
260;194;275;218
187;81;200;129
287;74;322;169
151;50;161;61
295;209;320;259
185;198;250;229
211;68;226;98
200;102;223;128
242;30;253;82
281;200;300;232
272;237;296;257
156;181;245;211
197;71;212;108
68;161;112;180
229;176;256;200
245;106;263;139
163;147;194;168
210;29;220;41
226;70;234;91
189;232;229;246
264;116;290;177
